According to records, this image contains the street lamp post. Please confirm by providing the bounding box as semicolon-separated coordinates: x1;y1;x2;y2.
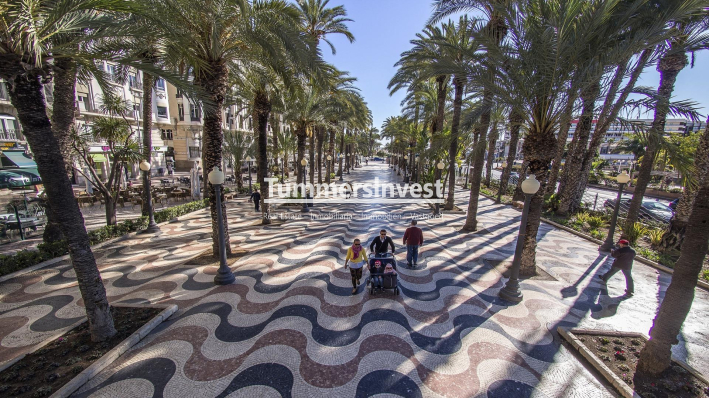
139;160;160;233
326;154;332;184
403;155;409;183
414;154;419;183
499;174;541;303
338;153;344;182
496;162;508;203
301;158;309;213
435;161;445;216
245;156;253;193
599;170;631;252
208;168;235;285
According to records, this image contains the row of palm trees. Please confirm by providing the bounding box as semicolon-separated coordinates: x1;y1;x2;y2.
0;0;370;342
384;0;709;380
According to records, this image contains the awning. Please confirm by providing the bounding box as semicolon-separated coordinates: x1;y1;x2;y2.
91;154;107;163
1;151;37;168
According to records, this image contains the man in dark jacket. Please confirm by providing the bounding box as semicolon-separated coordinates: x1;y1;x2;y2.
599;239;636;296
403;219;424;267
249;190;261;212
370;229;395;256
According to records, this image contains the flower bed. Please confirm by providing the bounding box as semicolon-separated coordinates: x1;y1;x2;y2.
0;199;208;277
0;305;175;397
559;328;709;398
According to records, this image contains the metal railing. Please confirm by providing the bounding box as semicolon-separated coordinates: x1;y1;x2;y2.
0;129;21;141
0;82;9;100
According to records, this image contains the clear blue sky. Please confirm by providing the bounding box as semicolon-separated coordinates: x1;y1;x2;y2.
321;1;709;130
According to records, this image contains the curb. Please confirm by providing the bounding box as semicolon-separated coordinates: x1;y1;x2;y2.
50;303;178;398
0;208;209;283
479;192;709;293
558;327;709;398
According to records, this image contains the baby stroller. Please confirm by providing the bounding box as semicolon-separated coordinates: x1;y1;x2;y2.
366;253;400;295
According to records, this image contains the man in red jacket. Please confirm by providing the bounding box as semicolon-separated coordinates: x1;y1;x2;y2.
403;219;424;267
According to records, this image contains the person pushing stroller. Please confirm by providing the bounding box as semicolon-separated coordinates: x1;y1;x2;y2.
369;229;395;256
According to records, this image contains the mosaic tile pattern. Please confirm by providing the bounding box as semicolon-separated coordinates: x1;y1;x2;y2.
1;164;707;398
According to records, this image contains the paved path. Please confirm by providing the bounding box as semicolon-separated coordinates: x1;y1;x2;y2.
0;163;707;397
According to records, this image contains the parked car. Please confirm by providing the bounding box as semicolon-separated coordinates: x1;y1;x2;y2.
508;172;519;185
669;198;679;210
603;198;674;223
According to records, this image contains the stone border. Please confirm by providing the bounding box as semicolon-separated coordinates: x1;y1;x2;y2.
558;327;709;398
478;191;709;292
49;303;178;398
0;208;208;283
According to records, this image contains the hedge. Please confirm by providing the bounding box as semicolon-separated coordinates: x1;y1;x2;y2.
0;199;208;277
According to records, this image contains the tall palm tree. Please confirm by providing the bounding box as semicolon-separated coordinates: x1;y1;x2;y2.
0;0;119;341
625;10;708;231
144;0;315;255
635;114;709;378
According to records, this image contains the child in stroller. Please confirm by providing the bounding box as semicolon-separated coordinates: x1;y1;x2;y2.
367;254;400;295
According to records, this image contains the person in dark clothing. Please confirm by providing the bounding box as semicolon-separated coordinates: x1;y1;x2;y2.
249;190;261;211
370;229;395;255
599;239;636;296
403;220;424;267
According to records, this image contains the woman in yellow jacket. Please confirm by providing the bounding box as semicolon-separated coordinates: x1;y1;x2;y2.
345;238;368;294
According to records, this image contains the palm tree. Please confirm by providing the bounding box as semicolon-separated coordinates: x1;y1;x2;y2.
635;115;709;378
624;11;708;232
223;129;254;190
144;0;315;256
295;0;354;54
0;0;118;341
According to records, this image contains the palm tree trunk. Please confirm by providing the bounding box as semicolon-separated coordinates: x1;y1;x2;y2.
519;125;558;275
434;75;448;135
44;56;78;243
557;79;601;215
497;109;522;202
626;49;688;231
309;129;315;184
635;124;709;377
317;126;324;184
141;72;156;221
545;84;578;196
328;124;336;181
196;62;232;257
462;89;492;231
445;78;464;210
3;66;116;341
296;128;306;184
254;90;271;225
485;122;498;187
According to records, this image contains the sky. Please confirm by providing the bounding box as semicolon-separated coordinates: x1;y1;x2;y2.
321;1;709;130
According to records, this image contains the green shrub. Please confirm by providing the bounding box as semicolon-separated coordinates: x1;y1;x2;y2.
701;270;709;282
646;229;665;247
589;229;605;240
637;247;659;262
572;212;591;228
154;199;208;223
621;222;647;246
544;193;560;212
587;215;606;230
0;250;53;276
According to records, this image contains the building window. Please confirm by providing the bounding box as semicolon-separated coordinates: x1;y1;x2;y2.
178;104;184;121
156;78;166;91
190;105;201;122
129;74;142;90
189;146;200;158
157;106;168;118
161;129;173;140
77;94;90;111
176;89;183;98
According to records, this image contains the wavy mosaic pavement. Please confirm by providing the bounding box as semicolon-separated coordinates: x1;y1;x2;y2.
1;164;708;397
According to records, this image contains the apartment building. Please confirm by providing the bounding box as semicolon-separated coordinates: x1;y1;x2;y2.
0;63;260;184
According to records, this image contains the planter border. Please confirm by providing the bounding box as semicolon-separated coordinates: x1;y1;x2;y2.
0;208;208;283
558;327;709;398
49;303;177;398
478;191;709;292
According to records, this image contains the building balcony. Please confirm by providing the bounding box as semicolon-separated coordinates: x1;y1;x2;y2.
0;129;23;141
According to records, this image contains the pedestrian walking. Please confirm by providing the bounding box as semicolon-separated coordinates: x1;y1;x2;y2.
599;239;636;296
345;239;368;295
249;190;261;212
403;219;424;267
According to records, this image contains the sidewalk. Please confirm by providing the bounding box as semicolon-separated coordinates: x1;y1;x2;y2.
0;164;706;397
